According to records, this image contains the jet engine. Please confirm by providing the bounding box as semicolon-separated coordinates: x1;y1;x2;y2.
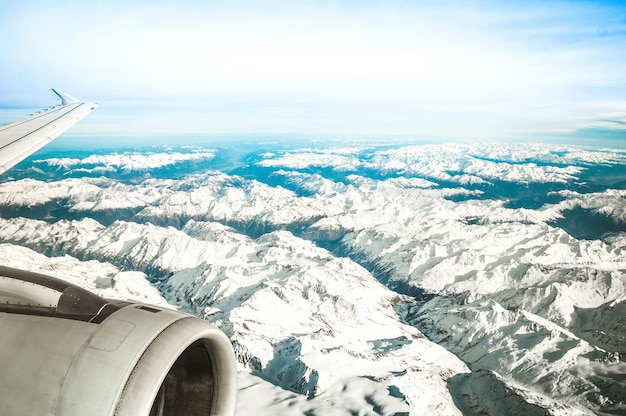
0;265;237;415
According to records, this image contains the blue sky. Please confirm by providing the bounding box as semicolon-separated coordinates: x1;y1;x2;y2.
1;0;625;143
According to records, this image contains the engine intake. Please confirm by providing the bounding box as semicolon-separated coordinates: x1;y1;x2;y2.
0;266;237;416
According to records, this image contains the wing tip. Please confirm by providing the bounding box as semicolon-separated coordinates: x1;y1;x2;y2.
51;88;80;106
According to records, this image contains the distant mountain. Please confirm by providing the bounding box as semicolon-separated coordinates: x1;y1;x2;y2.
0;142;624;415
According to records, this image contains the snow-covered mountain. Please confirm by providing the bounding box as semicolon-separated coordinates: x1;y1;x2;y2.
0;221;468;414
0;142;625;415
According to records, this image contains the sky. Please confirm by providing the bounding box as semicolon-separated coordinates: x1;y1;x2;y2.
0;0;625;144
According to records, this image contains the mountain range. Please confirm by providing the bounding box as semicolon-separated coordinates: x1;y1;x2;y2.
0;141;624;415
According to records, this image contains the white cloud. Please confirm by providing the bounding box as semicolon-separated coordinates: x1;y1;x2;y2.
1;1;626;138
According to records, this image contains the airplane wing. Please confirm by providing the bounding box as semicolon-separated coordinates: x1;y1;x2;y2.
0;89;98;174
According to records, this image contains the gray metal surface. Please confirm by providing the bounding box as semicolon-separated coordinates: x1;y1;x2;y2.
0;89;98;173
0;268;237;415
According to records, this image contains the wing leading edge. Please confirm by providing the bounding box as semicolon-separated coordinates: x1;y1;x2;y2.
0;89;98;174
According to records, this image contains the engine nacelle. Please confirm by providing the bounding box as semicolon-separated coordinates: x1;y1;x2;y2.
0;266;237;415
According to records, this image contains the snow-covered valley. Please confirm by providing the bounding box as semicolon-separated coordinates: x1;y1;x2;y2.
0;142;625;415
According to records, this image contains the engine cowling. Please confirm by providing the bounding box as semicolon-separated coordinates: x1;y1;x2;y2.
0;265;237;416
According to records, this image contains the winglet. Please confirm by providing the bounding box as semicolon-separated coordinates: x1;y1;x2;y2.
51;88;80;106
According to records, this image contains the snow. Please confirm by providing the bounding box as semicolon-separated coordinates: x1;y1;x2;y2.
0;227;469;414
0;243;169;307
35;150;216;171
258;143;594;184
1;142;625;414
